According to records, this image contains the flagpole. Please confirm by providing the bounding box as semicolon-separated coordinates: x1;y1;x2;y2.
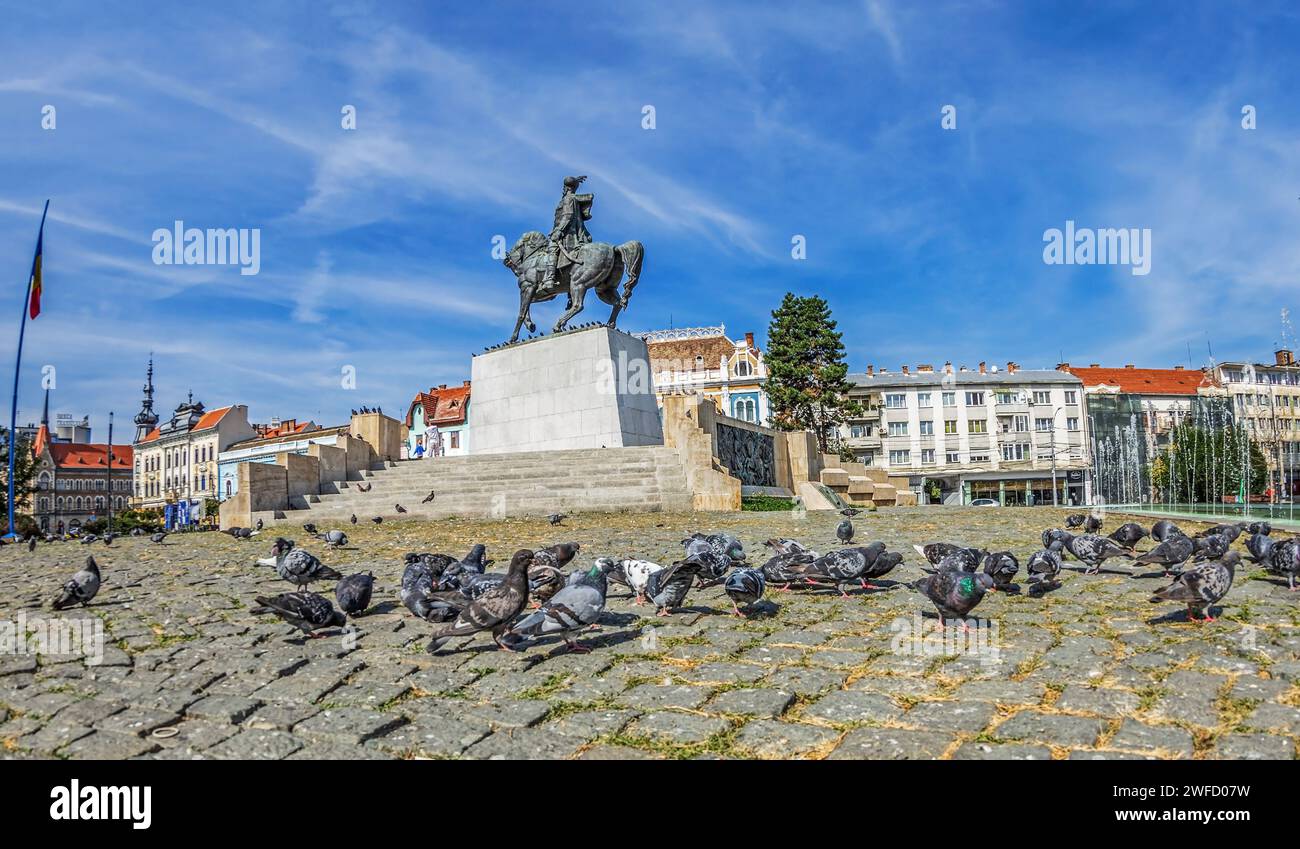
6;199;49;539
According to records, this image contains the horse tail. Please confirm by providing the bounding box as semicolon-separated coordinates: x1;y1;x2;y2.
617;240;643;295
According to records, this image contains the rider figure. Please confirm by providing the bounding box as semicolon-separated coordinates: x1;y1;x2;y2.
544;175;594;288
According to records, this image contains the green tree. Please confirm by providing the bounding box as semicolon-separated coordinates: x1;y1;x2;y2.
765;293;861;454
0;427;40;527
1151;422;1267;502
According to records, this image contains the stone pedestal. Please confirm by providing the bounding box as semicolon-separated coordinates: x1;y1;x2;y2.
469;325;664;455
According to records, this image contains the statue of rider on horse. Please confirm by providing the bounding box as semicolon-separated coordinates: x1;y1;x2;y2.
502;176;644;345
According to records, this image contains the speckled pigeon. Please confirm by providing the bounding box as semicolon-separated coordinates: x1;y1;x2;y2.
1246;521;1272;536
317;529;348;548
1245;531;1274;564
1133;533;1195;575
724;567;766;616
1150;520;1184;542
645;559;702;616
914;542;986;568
1026;542;1065;594
611;558;664;604
251;591;346;637
1192;533;1232;563
1263;538;1300;590
425;549;534;652
401;554;461;622
764;537;811;557
51;556;101;609
150;532;168;544
505;558;614;652
791;547;872;596
1065;513;1086;528
1195;522;1246;543
1150;551;1238;621
1084;513;1103;533
335;572;375;616
982;551;1019;589
915;569;996;629
761;550;817;590
1108;522;1148;549
861;550;903;588
271;538;342;588
1063;532;1135;575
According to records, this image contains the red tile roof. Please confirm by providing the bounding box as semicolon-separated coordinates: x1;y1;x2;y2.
48;443;133;469
1063;366;1211;396
406;382;470;428
136;405;233;443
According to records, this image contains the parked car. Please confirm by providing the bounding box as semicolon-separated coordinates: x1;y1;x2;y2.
969;498;999;507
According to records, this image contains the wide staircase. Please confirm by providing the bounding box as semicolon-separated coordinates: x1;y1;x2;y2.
253;445;693;526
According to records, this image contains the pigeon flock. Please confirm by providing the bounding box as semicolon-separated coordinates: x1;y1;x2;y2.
36;508;1300;658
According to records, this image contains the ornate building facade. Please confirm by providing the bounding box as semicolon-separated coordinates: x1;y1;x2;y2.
636;326;769;425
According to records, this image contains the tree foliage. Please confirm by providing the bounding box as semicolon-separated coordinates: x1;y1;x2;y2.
1151;422;1267;502
764;293;861;453
0;427;40;527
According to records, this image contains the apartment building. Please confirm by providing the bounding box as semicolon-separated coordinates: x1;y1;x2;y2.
1214;349;1300;499
841;361;1091;505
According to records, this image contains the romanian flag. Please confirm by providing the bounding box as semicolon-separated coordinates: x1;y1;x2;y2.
28;212;45;319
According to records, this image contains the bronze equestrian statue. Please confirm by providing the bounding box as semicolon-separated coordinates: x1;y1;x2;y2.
503;176;644;344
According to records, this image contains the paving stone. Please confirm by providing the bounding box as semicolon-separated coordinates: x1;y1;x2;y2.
244;702;321;731
59;731;160;759
952;742;1053;760
829;727;954;759
1243;702;1300;735
680;662;765;685
96;706;180;737
994;711;1105;747
705;688;793;718
1108;719;1195;758
463;727;586;759
803;690;901;725
292;707;407;744
951;679;1046;706
733;720;840;758
619;683;711;711
186;695;263;725
370;717;490;757
764;666;845;696
546;708;638;738
576;744;661;760
1211;733;1294;760
18;719;95;753
627;711;730;745
206;729;305;760
1228;677;1290;702
902;700;995;734
1054;685;1140;716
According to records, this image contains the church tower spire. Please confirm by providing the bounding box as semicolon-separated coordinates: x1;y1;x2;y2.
133;357;159;443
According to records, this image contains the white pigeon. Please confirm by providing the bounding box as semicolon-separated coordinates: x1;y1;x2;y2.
620;558;664;605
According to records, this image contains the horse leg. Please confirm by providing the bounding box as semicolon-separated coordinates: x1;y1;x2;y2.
553;270;588;333
602;258;626;327
509;285;534;343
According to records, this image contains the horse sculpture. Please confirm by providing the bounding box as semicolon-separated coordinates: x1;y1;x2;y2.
502;230;643;344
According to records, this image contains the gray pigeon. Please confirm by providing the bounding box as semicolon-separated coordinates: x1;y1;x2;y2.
1191;533;1231;563
645;560;702;616
1245;531;1274;564
505;558;615;652
401;554;461;622
51;556;102;609
1150;551;1238;621
1151;520;1183;542
1195;522;1246;543
1108;522;1148;549
914;542;986;569
915;570;996;629
335;572;375;616
1063;532;1135;575
425;549;534;652
764;537;811;556
1133;533;1195;575
1084;513;1103;533
1263;538;1300;591
150;532;168;544
1026;542;1065;594
271;537;343;588
1065;513;1086;528
761;549;816;590
548;513;567;526
791;547;873;596
982;551;1019;589
251;591;347;637
861;549;902;588
836;519;854;545
724;567;766;616
1246;521;1272;536
317;529;349;548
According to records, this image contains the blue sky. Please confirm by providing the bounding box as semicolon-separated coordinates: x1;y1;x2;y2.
2;1;1299;436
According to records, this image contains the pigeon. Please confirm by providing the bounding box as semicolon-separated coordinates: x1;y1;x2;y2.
840;507;862;517
51;556;102;609
303;523;319;535
1245;531;1275;564
401;554;461;622
791;547;873;596
395;504;407;514
982;551;1020;589
317;529;348;548
1084;513;1103;533
335;572;375;617
505;558;615;652
861;550;903;588
1133;533;1196;576
103;534;114;546
764;537;812;556
235;527;254;539
1263;538;1300;590
683;532;745;564
915;570;996;629
371;516;383;525
610;558;664;604
421;490;436;504
251;592;347;637
761;548;817;590
1246;521;1272;536
1065;513;1087;528
255;518;264;531
1026;542;1065;594
1108;522;1149;550
350;514;358;525
1150;551;1238;622
724;567;766;616
1192;533;1232;563
356;483;372;493
150;532;167;544
645;559;702;616
913;542;986;568
1151;520;1184;542
679;542;731;586
533;541;580;570
270;537;342;588
80;535;98;545
548;513;567;526
27;538;36;552
130;527;144;537
425;549;534;652
1195;522;1246;543
836;519;854;545
1063;532;1135;575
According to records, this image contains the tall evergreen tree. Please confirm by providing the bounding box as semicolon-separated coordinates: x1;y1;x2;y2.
764;293;861;454
0;428;39;522
1151;421;1267;502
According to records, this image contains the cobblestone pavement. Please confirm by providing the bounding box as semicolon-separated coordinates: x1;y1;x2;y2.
2;507;1298;760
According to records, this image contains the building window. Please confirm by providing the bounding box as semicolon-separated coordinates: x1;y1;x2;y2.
1032;390;1051;405
965;391;985;406
919;420;934;435
920;448;935;464
887;422;908;437
945;451;961;464
995;391;1017;405
885;393;906;409
917;392;932;408
942;392;956;407
1064;390;1078;404
226;480;233;497
1015;415;1029;432
968;419;988;434
734;359;751;377
970;453;989;463
1034;418;1053;432
944;420;958;434
39;497;48;511
888;449;911;466
1001;443;1029;461
450;431;461;449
